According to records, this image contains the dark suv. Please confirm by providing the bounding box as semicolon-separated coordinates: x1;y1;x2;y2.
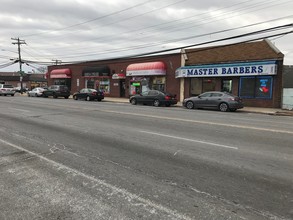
43;85;70;99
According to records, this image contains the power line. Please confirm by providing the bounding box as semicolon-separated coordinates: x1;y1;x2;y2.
25;0;292;58
22;25;293;65
20;0;158;38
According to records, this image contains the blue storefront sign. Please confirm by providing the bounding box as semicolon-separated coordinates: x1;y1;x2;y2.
175;61;277;78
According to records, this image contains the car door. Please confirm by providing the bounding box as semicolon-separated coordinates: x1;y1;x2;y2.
146;90;158;105
46;86;54;96
209;92;224;108
136;91;148;104
194;92;212;108
79;89;87;99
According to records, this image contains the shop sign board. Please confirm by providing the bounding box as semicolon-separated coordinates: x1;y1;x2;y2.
175;61;277;78
126;69;166;76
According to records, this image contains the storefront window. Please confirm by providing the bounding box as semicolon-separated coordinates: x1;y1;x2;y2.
221;79;232;93
54;79;71;90
190;78;202;96
152;77;165;92
86;79;95;89
99;78;110;93
239;76;273;99
202;79;216;93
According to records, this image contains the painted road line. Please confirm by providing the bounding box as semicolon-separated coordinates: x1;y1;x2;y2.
140;131;238;150
103;110;293;135
0;138;192;220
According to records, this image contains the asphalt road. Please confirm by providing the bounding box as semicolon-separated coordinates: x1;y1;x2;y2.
0;96;292;220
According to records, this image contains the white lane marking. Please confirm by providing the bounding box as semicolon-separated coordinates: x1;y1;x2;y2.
103;110;293;134
140;131;238;150
0;138;192;220
8;100;292;134
9;108;30;113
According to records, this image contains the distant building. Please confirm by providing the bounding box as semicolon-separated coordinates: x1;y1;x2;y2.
0;72;47;89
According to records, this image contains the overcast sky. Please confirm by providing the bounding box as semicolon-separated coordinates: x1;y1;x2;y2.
0;0;293;73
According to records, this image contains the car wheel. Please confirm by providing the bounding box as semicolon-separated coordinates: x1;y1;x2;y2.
73;95;77;100
153;99;160;107
130;98;137;105
64;96;69;99
11;94;15;96
86;96;91;101
97;98;102;102
186;101;194;109
219;102;229;112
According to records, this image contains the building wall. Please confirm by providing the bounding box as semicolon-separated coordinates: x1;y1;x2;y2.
179;60;283;108
48;54;182;98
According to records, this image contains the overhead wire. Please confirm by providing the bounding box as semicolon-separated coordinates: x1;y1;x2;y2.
13;0;293;66
22;24;293;65
19;0;158;38
25;0;292;58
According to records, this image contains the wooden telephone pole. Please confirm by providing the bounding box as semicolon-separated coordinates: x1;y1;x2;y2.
11;37;26;93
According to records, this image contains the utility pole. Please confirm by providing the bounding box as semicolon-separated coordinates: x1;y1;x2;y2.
52;59;62;65
11;37;26;93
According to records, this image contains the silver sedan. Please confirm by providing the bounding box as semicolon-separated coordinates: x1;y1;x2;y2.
27;87;46;97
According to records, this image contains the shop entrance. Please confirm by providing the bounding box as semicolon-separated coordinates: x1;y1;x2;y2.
120;80;126;97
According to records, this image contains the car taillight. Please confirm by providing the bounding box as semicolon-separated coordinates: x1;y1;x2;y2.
229;97;236;101
92;92;97;95
165;96;171;100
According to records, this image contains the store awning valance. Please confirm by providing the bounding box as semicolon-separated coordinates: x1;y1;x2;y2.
126;61;166;76
50;69;71;79
82;66;110;77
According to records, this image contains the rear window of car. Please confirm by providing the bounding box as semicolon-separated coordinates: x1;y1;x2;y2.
3;85;13;88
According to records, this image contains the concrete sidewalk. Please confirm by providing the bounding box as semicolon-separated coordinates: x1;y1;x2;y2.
103;97;293;116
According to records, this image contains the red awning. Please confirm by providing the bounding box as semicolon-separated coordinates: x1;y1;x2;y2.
50;69;71;79
126;61;166;76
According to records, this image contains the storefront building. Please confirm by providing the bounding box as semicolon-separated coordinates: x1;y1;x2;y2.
82;66;111;94
176;40;284;108
47;53;181;98
126;61;167;95
48;68;72;90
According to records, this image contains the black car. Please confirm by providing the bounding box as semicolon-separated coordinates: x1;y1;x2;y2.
43;85;70;99
130;90;177;107
73;88;104;101
183;91;243;112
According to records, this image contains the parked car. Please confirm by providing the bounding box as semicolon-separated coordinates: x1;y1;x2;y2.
14;86;28;93
130;90;177;107
43;85;70;99
27;87;46;97
0;84;15;96
73;88;104;101
183;91;243;112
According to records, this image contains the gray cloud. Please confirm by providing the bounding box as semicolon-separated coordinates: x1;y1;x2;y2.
1;0;293;72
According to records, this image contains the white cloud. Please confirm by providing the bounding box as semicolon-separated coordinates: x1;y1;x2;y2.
0;0;293;72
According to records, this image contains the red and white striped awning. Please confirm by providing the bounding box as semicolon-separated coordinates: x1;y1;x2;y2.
126;61;166;76
50;69;71;79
